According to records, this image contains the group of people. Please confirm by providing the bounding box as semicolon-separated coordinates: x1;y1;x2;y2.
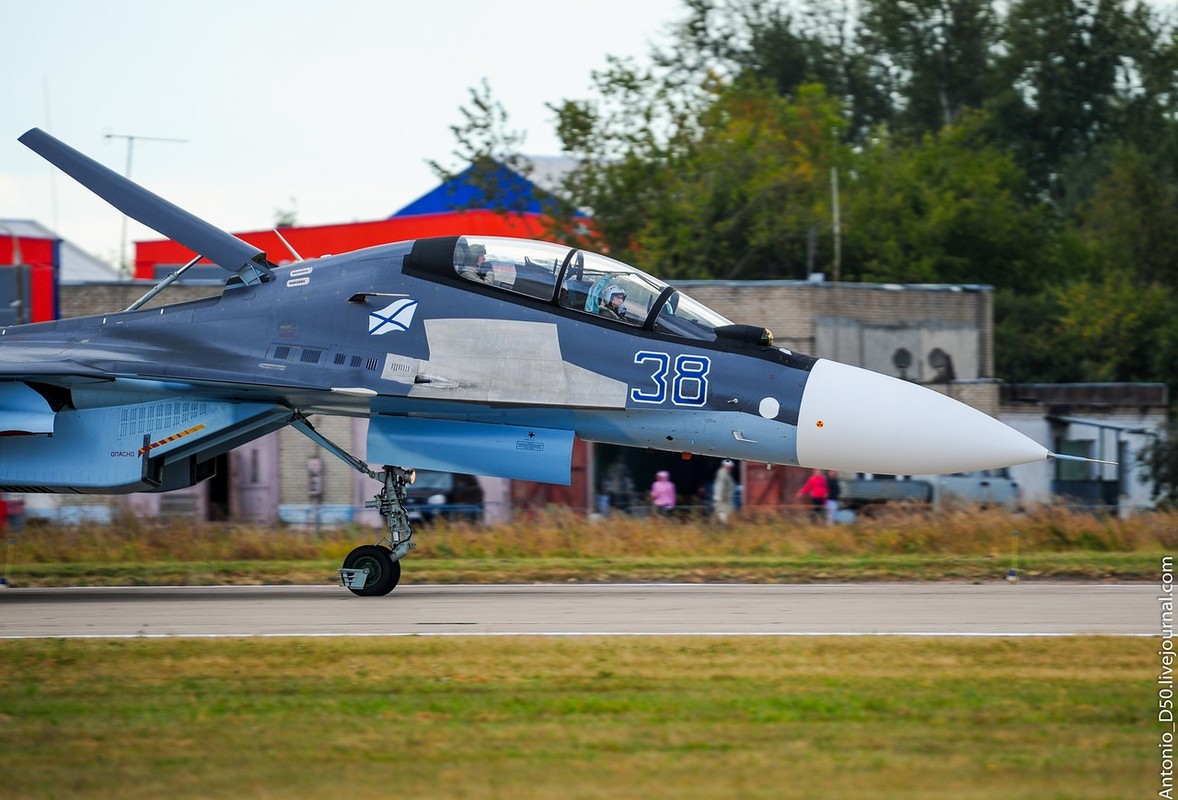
459;248;632;323
647;461;738;523
648;463;840;525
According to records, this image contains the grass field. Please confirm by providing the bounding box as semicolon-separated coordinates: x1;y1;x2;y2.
2;508;1164;797
0;636;1154;799
1;505;1174;587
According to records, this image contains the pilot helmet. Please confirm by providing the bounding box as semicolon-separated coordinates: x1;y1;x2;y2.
604;284;626;304
466;243;487;265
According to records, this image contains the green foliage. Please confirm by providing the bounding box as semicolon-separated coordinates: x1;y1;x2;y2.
987;0;1171;206
993;289;1086;384
1075;144;1178;286
272;197;298;228
858;0;999;135
546;54;700;251
843;111;1073;291
661;0;892;140
1053;272;1178;383
1139;420;1178;507
551;72;850;278
631;81;846;279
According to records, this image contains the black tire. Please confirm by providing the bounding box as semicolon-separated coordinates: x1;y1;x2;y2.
341;544;401;597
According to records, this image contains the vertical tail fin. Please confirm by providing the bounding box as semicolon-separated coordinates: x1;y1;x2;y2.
19;128;273;285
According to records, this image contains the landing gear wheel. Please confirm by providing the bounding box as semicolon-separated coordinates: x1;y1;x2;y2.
341;544;401;597
290;418;416;597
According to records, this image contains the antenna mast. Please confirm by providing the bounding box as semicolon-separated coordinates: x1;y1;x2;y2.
104;132;188;276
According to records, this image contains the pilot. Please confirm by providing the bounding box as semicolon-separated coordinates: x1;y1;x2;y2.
457;243;493;284
599;284;627;320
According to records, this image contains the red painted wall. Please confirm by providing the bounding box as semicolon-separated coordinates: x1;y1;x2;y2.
0;235;58;322
134;211;556;279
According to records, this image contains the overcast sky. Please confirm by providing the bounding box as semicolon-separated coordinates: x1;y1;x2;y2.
0;0;683;266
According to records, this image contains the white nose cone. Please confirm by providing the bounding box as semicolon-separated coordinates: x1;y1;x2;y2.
796;359;1049;475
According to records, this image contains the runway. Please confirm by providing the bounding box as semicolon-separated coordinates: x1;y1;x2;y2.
0;582;1157;638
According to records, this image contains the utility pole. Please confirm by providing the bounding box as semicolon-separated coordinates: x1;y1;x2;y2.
830;127;841;283
104;132;187;276
830;164;841;283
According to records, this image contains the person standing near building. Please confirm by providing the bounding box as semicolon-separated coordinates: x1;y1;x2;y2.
650;470;676;517
600;459;635;514
712;460;736;525
795;469;828;522
824;470;841;525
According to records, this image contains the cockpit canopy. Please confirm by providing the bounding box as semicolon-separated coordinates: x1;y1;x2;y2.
444;235;738;343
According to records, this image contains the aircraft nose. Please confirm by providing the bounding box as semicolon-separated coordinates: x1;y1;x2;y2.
794;359;1048;475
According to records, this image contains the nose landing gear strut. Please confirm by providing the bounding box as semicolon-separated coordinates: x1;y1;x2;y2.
290;416;416;596
338;466;416;596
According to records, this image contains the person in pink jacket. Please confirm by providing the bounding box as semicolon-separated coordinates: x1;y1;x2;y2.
796;469;829;522
650;470;676;516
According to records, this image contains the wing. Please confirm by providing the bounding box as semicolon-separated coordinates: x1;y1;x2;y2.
0;371;293;493
1;130;300;491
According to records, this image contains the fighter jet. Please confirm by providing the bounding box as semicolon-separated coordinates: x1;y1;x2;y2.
0;128;1071;595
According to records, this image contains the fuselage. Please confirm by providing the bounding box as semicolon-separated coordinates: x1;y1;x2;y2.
0;234;1049;492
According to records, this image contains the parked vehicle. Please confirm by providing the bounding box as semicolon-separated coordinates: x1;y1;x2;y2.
404;470;484;524
929;469;1022;509
838;469;1021;516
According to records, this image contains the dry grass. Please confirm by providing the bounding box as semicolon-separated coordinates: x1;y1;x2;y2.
2;505;1171;586
10;505;1175;562
422;504;1178;559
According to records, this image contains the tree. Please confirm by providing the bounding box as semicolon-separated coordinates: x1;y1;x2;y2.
546;54;701;252
1139;420;1178;508
273;197;298;228
634;81;846;279
841;110;1074;291
552;76;846;279
661;0;891;143
1053;271;1178;383
857;0;998;137
1075;144;1178;287
427;79;536;215
993;288;1088;384
986;0;1166;207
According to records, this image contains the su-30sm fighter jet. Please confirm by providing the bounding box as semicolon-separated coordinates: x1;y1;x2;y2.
0;128;1079;595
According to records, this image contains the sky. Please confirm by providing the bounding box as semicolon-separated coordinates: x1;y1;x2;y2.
0;0;684;267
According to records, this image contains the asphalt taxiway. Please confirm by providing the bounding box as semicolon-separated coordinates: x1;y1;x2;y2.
0;582;1157;638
